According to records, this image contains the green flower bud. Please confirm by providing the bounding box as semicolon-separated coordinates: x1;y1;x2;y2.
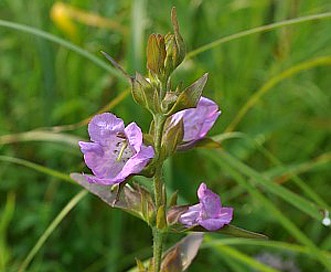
146;33;166;75
145;7;185;79
163;7;185;75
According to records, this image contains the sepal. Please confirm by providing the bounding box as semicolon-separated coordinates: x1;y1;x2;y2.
161;118;184;159
168;190;178;207
135;258;147;272
156;205;167;230
132;73;161;114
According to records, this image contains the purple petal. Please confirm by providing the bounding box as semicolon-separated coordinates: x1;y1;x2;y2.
217;207;234;224
114;145;155;181
199;218;226;231
79;141;103;156
125;122;143;152
198;183;222;218
88;113;124;143
180;182;234;231
84;174;123;186
170;97;221;150
79;112;154;186
199;207;233;231
177;97;220;142
179;204;201;227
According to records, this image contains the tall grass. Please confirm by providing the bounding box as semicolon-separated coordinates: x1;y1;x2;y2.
0;0;330;271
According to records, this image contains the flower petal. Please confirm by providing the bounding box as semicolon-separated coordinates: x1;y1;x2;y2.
114;145;155;181
84;174;123;186
88;113;124;143
171;97;221;150
200;218;226;231
198;183;222;218
179;204;201;227
125;122;143;152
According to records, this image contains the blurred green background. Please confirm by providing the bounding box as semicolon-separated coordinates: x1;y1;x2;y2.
1;0;331;271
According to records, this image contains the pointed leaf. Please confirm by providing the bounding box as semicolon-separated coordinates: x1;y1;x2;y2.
167;73;208;116
194;137;222;149
189;224;268;240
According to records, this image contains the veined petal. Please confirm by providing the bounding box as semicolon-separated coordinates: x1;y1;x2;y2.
88;113;124;143
115;145;154;181
84;174;124;185
198;183;222;218
179;204;201;226
170;97;221;150
217;207;234;224
200;218;226;231
125;122;143;152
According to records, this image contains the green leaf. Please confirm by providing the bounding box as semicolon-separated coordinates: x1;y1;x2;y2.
166;73;208;116
194;137;222;149
190;224;268;240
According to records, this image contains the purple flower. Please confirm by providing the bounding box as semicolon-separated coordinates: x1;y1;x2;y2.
170;97;220;149
179;183;233;231
79;113;154;185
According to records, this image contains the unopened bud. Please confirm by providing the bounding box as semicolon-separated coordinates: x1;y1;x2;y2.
146;33;166;75
164;7;185;74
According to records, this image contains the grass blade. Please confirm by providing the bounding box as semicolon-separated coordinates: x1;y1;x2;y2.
0;19;126;81
18;190;87;272
186;12;331;59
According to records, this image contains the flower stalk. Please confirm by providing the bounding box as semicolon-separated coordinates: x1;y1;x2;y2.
74;7;239;272
152;113;166;272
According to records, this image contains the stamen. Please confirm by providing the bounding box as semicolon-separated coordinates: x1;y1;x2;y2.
116;142;128;162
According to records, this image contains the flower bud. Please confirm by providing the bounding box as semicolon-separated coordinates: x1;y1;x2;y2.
146;33;166;75
145;7;185;78
163;7;185;75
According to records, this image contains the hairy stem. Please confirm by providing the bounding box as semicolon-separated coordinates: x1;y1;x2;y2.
152;114;166;272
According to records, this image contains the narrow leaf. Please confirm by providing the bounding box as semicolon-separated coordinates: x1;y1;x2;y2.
167;73;208;115
190;224;268;240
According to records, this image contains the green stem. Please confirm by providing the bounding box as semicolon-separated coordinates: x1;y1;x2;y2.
152;114;166;272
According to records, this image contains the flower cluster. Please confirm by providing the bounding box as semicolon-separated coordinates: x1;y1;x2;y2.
75;10;234;261
79;96;220;185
